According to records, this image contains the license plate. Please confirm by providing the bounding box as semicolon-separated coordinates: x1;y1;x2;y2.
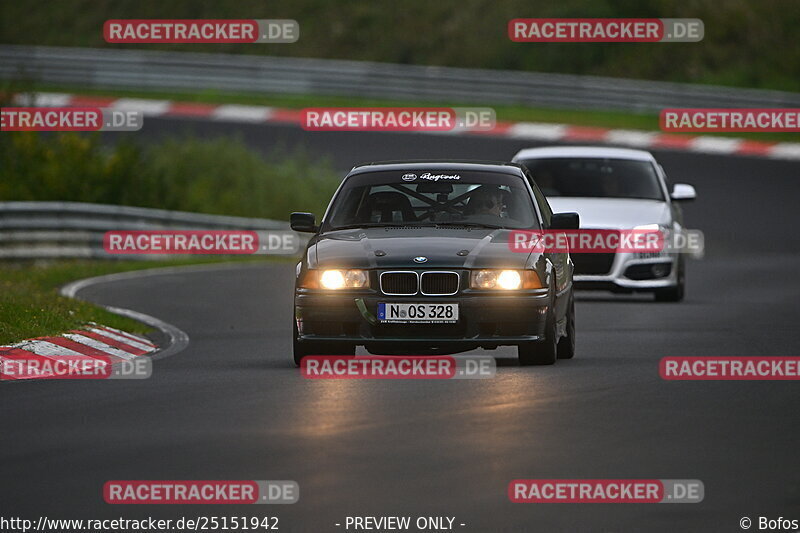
378;303;459;324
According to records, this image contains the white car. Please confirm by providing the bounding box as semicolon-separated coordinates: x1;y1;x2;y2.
512;146;696;301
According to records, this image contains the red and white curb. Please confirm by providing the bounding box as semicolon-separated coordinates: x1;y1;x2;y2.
0;324;156;381
10;92;800;161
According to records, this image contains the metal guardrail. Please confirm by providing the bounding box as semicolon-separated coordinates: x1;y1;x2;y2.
0;201;293;259
1;45;799;112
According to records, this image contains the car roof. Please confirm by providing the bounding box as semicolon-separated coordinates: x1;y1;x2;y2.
512;146;655;162
348;160;525;176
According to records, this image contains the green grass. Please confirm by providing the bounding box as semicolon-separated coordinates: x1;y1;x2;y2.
1;0;799;92
0;129;343;220
11;83;799;143
0;101;327;347
0;257;279;345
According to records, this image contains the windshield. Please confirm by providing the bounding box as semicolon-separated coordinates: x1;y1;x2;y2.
520;158;664;200
324;170;540;230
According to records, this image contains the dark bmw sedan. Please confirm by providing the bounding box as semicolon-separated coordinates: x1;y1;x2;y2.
290;161;578;366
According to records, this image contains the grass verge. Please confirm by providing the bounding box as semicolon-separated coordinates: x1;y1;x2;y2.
2;0;798;92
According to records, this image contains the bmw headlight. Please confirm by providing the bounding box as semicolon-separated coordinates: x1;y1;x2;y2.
320;270;346;289
470;270;542;290
302;269;369;289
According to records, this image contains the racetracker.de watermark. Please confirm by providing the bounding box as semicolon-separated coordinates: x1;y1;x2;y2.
661;109;800;132
509;479;704;503
301;355;496;379
1;107;142;131
103;481;298;504
508;18;703;42
660;357;800;380
103;230;300;255
300;107;496;132
104;19;299;43
0;355;151;380
508;229;704;254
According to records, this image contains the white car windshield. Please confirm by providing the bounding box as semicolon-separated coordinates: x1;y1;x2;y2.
521;158;664;200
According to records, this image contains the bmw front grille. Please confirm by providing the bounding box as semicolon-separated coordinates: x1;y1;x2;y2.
379;271;460;296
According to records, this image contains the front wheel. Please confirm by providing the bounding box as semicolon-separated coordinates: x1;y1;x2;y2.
654;258;685;302
557;291;576;359
518;304;557;366
292;319;355;366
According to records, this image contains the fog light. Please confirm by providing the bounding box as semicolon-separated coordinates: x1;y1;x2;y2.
651;264;669;278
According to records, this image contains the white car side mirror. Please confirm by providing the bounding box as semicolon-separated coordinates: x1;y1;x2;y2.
671;183;696;201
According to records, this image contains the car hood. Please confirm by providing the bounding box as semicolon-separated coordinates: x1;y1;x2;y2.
309;227;531;270
546;198;671;229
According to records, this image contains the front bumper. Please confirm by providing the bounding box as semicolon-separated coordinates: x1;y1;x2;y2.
574;252;678;292
295;290;550;349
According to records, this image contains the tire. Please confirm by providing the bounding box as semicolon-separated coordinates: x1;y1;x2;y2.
557;291;576;359
654;258;685;302
292;318;309;366
518;291;558;366
292;319;355;366
293;339;309;366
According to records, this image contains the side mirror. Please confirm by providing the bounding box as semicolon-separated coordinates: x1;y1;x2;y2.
290;212;318;233
550;212;580;230
670;183;696;202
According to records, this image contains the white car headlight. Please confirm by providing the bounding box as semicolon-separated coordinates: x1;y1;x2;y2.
632;224;670;255
633;223;662;232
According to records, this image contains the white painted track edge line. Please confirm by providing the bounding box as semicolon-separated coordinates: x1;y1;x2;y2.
87;327;154;352
57;262;272;360
56;265;281;361
4;260;271;384
103;305;188;361
59;261;269;299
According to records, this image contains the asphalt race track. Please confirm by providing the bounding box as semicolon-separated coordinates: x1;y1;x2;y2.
3;118;800;532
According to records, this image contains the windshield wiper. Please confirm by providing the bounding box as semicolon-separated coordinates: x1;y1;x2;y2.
330;222;507;230
330;222;437;230
433;222;506;229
